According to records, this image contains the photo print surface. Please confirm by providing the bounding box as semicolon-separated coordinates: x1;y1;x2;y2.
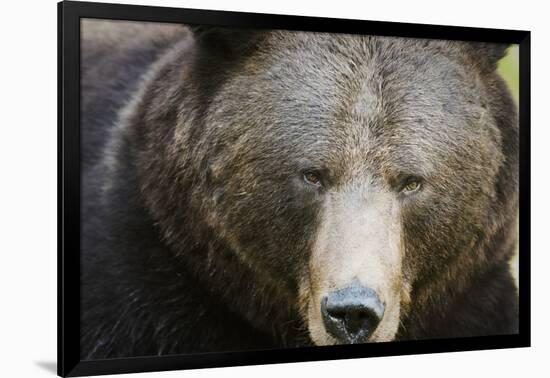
80;18;520;359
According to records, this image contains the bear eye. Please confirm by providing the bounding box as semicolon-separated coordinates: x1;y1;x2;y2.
401;178;422;194
303;171;323;187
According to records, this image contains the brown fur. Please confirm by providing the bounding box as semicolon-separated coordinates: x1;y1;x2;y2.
80;21;518;358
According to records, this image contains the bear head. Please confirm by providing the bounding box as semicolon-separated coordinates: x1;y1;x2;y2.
133;28;518;346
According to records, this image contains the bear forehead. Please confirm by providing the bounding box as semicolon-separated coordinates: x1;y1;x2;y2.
212;33;488;164
217;32;485;136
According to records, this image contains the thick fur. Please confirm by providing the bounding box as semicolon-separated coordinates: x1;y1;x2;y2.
81;20;518;359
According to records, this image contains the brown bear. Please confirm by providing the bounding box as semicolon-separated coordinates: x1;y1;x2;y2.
80;19;519;358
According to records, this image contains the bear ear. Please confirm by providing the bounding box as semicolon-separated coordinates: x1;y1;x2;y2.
189;25;263;56
464;42;510;73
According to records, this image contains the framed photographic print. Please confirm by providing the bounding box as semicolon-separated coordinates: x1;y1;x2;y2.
58;1;531;376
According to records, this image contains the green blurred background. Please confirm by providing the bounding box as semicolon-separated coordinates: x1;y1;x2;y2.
498;45;519;103
496;45;519;285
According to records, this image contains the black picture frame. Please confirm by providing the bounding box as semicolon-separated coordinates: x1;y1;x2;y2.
58;1;531;376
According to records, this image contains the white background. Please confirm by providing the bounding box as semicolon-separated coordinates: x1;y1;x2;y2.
0;0;548;377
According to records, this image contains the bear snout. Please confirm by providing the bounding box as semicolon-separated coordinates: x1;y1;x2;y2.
321;282;385;344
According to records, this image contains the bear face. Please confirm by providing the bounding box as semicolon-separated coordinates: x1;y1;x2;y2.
130;29;517;347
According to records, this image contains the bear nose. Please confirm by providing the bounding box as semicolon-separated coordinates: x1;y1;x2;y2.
321;284;385;344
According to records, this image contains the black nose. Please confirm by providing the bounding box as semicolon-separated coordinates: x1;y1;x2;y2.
321;283;384;343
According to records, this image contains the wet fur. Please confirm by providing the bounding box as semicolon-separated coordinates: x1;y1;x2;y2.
81;20;518;358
